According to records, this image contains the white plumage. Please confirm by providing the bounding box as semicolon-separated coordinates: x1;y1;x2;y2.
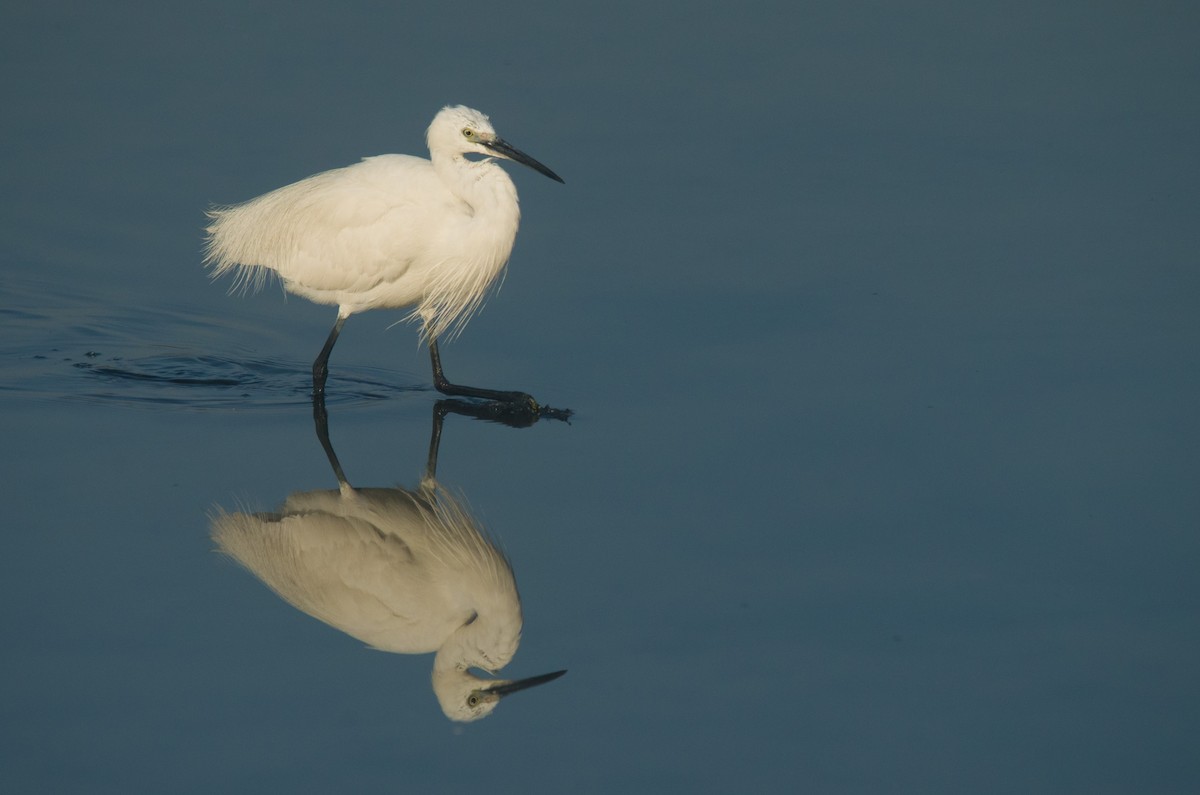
204;105;563;404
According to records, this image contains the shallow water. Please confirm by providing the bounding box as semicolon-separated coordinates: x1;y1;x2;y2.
3;2;1199;793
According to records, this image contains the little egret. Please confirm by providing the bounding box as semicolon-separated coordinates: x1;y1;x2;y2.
211;400;565;721
204;105;564;409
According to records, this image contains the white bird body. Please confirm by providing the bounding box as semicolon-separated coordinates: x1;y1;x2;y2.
206;152;519;341
204;105;563;405
213;480;530;720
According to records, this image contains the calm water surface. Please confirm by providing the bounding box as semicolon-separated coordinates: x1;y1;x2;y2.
2;2;1198;793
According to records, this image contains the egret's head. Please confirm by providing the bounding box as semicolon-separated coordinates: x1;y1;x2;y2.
428;105;564;183
428;105;497;157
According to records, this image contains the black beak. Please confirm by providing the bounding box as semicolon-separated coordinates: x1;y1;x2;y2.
485;138;565;184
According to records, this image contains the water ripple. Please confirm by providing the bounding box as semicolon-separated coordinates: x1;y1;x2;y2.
8;346;423;411
1;275;424;412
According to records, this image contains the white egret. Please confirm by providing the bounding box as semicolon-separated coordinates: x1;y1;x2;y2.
211;400;565;721
204;105;564;410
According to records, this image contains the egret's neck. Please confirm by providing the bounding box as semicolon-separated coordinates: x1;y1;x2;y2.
432;153;521;226
417;152;524;340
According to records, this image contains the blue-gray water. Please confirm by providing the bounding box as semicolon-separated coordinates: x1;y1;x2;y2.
2;2;1198;792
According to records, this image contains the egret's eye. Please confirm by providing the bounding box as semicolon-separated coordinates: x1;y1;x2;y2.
462;128;474;138
467;693;481;708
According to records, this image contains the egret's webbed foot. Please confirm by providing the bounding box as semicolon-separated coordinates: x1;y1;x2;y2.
428;338;549;415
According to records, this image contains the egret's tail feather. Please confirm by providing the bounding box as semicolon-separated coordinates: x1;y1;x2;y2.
203;206;277;296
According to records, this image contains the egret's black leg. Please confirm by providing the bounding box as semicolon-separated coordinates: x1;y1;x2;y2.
313;314;346;395
428;338;539;411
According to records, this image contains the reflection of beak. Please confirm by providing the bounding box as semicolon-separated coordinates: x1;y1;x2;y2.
484;137;565;184
485;669;568;698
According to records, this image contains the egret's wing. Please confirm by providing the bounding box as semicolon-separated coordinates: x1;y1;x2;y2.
205;154;459;294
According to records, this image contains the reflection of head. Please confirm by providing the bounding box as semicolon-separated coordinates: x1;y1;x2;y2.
434;667;568;722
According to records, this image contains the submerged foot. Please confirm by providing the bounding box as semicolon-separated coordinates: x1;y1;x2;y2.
437;397;572;427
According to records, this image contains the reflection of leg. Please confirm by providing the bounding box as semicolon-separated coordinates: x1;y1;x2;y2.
312;314;346;395
424;401;448;484
428;338;539;411
311;391;348;487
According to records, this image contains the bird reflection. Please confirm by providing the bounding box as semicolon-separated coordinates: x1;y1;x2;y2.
211;398;565;721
